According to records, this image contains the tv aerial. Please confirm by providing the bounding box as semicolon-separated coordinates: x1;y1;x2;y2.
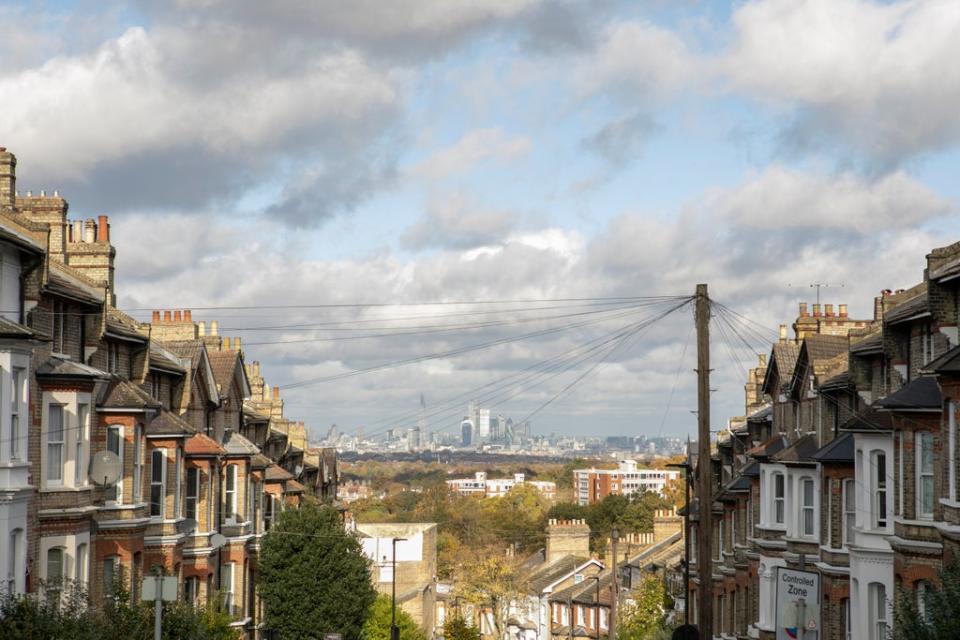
89;450;122;486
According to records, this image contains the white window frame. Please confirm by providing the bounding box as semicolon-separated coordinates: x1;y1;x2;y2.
844;598;852;640
869;582;888;640
872;451;888;529
225;464;237;521
103;555;118;600
826;478;834;548
40;391;89;490
221;562;235;614
917;431;934;519
174;447;183;520
75;542;88;589
800;477;816;538
106;425;124;504
897;433;904;517
46;404;65;486
843;478;855;547
133;424;143;503
7;528;23;595
150;448;167;519
773;472;785;525
46;547;65;599
9;366;24;461
75;403;89;487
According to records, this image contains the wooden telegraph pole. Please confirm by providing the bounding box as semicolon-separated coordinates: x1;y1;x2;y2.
695;283;713;638
610;528;618;640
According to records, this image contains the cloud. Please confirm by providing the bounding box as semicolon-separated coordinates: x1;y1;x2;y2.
580;111;661;167
411;128;532;179
401;192;518;250
709;166;952;233
722;0;960;165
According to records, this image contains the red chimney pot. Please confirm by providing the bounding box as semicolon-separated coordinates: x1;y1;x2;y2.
173;310;182;322
163;310;172;322
97;215;109;242
184;309;192;322
152;310;160;323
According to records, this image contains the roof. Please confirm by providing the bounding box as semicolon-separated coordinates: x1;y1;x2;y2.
162;340;220;404
839;406;896;432
98;375;161;411
243;403;270;421
185;433;227;456
264;464;294;482
525;555;593;594
223;430;260;457
875;376;942;411
105;308;147;344
149;344;186;374
747;434;788;460
550;571;615;606
811;432;854;463
772;433;819;464
884;292;930;325
922;344;960;375
0;316;33;339
746;405;772;422
718;474;751;498
146;410;196;437
250;453;272;469
763;342;801;393
850;332;883;355
284;479;306;493
46;267;102;306
356;522;437;538
207;349;251;398
36;354;108;381
804;334;849;364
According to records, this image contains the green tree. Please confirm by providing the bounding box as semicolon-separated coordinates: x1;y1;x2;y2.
618;575;669;640
443;613;481;640
894;563;960;639
456;549;524;640
483;484;549;553
362;594;427;640
259;502;377;640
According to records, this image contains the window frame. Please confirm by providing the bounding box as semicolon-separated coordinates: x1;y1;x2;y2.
800;477;816;538
46;547;64;600
150;448;167;519
133;424;143;503
9;367;22;461
870;582;888;640
917;431;934;519
106;425;124;504
773;472;785;525
46;404;65;485
75;403;89;487
75;542;87;588
225;464;237;521
873;451;888;529
221;562;235;614
186;466;199;523
843;478;856;547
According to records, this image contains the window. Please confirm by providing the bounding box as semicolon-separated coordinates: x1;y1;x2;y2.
898;434;904;517
917;581;931;623
103;556;117;600
10;368;22;460
75;404;89;486
106;425;123;503
184;576;199;606
150;449;166;518
716;517;723;559
133;425;142;502
870;583;888;640
46;548;64;600
46;404;65;484
75;543;87;588
150;373;161;401
225;464;237;520
843;478;856;546
107;342;119;374
874;452;888;528
921;323;935;365
220;563;235;614
917;432;934;519
7;529;21;595
186;467;199;522
576;604;584;626
844;598;852;640
773;473;785;525
264;494;276;531
174;448;182;519
801;478;815;537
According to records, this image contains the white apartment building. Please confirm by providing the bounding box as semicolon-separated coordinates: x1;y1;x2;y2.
446;472;556;500
573;460;680;505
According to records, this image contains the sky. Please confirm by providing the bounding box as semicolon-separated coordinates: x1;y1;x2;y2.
2;0;959;441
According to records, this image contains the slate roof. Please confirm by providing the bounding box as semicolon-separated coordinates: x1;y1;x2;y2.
0;316;33;338
839;406;896;432
884;292;930;325
804;334;849;365
850;332;883;355
772;433;819;464
223;431;260;457
105;308;147;343
264;465;294;482
185;433;226;456
718;474;751;500
525;555;592;594
922;344;960;375
747;405;772;422
768;342;800;386
250;453;272;469
163;340;204;371
36;354;108;380
747;434;788;460
930;252;960;282
285;479;306;493
149;344;186;374
741;461;760;477
550;571;615;606
875;376;942;411
243;404;270;421
98;375;161;411
46;269;102;306
811;432;854;463
147;410;195;436
207;350;241;392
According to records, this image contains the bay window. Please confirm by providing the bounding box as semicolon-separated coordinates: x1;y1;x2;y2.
9;367;22;460
225;464;237;520
800;478;815;537
75;404;89;486
869;583;888;640
46;547;64;599
773;472;785;525
186;467;199;522
106;425;123;503
133;425;143;502
872;452;888;529
843;478;855;546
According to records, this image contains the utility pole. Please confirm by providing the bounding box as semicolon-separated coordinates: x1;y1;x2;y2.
610;528;618;640
695;283;713;638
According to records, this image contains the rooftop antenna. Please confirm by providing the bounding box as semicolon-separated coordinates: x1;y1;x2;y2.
787;282;845;306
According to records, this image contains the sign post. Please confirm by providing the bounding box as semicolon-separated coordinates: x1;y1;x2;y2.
774;567;820;640
142;571;179;640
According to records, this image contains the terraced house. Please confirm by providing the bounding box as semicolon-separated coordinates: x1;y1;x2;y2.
688;239;960;640
0;147;339;639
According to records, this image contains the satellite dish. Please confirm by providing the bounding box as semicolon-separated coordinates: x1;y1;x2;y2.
178;518;198;534
210;533;227;550
90;450;122;486
294;464;303;476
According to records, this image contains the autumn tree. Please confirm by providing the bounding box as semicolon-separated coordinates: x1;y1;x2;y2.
444;613;481;640
362;595;427;640
455;549;524;639
618;574;670;640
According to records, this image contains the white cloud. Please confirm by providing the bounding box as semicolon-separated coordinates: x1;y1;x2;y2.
411;127;532;179
402;191;518;250
722;0;960;164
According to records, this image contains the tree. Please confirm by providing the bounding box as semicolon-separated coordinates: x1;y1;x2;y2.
618;575;669;640
455;549;524;640
259;502;376;640
444;613;481;640
894;563;960;639
483;484;549;553
362;595;427;640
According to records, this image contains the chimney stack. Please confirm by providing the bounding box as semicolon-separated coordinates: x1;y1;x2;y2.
152;310;160;323
0;147;16;210
163;310;172;322
184;309;192;323
98;215;109;242
173;310;182;322
210;320;219;336
799;302;808;317
779;324;788;343
222;336;230;351
824;303;834;317
234;336;241;352
839;304;848;318
758;353;767;367
812;303;821;317
198;321;206;336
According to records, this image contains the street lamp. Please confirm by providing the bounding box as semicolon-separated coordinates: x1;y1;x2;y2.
587;575;601;640
667;462;693;630
391;537;407;640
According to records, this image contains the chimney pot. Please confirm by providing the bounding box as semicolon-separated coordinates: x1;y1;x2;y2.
73;220;82;243
40;189;45;197
839;304;848;318
163;310;172;322
183;309;192;322
799;302;808;317
198;320;206;336
84;219;96;243
812;303;821;317
152;310;160;323
222;336;230;351
273;386;280;399
779;324;787;343
173;310;182;322
825;303;834;317
210;320;219;336
234;336;241;352
98;215;109;242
